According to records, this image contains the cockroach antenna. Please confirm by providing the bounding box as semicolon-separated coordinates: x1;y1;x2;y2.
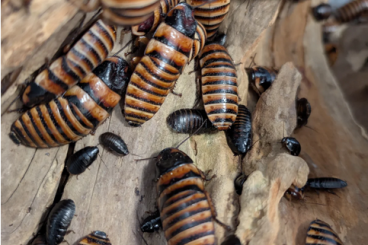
175;119;208;149
113;39;133;56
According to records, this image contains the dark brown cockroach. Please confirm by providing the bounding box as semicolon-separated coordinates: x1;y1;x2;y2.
221;234;241;245
297;98;311;128
284;184;305;201
306;219;343;245
131;0;181;36
46;199;76;245
312;3;333;21
9;57;131;148
189;21;207;62
140;210;162;233
234;173;247;195
245;66;278;94
124;3;197;126
78;230;111;245
333;0;368;23
200;34;238;130
281;137;301;156
99;132;129;156
31;234;47;245
306;177;347;190
166;108;215;134
21;19;116;108
186;0;231;38
66;146;99;175
226;105;252;156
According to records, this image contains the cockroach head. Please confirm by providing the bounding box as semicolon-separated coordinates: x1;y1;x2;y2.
92;231;107;239
165;3;196;38
156;148;193;175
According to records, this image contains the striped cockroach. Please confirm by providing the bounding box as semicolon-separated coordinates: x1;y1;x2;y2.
306;177;347;190
166;108;215;134
189;21;207;62
306;219;343;245
234;173;247;195
124;3;198;126
334;0;368;23
245;66;278;94
221;234;241;245
186;0;231;38
9;57;131;148
226;105;252;156
66;146;99;175
312;3;333;21
281;137;301;156
297;98;311;128
99;132;129;156
200;34;238;130
21;19;116;108
46;199;76;245
78;231;111;245
140;210;162;233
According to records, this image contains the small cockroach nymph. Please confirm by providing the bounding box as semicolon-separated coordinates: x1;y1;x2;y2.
312;3;333;21
46;199;76;245
66;146;99;175
306;177;347;190
297;98;311;128
284;184;305;201
333;0;368;23
281;137;301;156
245;66;278;94
140;211;162;233
99;132;129;156
78;230;111;245
221;234;241;245
234;173;247;195
306;219;344;245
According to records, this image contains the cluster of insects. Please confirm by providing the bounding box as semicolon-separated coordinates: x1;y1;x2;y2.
5;0;353;244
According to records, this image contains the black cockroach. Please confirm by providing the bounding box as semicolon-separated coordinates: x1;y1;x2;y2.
99;132;129;156
31;235;47;245
281;137;301;156
46;199;76;245
312;3;333;21
234;173;247;195
333;0;368;23
66;146;99;175
296;98;311;128
306;219;343;245
221;234;241;245
140;211;162;233
78;230;111;245
226;105;252;156
245;66;278;94
306;177;347;189
166;108;215;134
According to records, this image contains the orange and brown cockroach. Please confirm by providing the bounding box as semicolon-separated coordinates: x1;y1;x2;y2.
78;231;111;245
245;66;278;94
186;0;231;38
9;57;132;148
306;219;344;245
333;0;368;23
189;21;207;62
124;3;198;126
200;34;238;130
21;18;116;108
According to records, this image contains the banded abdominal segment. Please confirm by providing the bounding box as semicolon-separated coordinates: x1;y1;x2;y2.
189;21;207;62
334;0;368;23
166;108;214;134
78;231;111;245
306;219;344;245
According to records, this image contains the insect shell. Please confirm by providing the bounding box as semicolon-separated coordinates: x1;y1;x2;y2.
124;3;197;127
47;199;76;245
21;19;116;108
221;234;241;245
166;108;215;134
66;146;99;175
9;57;131;148
200;34;238;130
284;184;305;200
234;173;247;195
312;3;333;21
226;105;252;156
334;0;368;23
189;21;207;62
245;66;277;94
306;219;343;245
140;210;162;232
297;98;311;128
156;148;216;244
281;137;301;156
306;177;347;189
99;132;129;156
186;0;231;38
78;230;111;245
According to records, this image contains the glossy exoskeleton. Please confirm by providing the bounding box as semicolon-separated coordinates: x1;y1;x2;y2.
281;137;301;156
221;234;241;245
245;66;277;94
66;146;99;175
166;108;215;134
306;177;347;189
297;98;311;128
226;105;252;155
78;230;111;245
312;3;332;21
140;211;162;232
234;173;247;195
31;235;47;245
189;21;207;62
285;184;305;200
334;0;368;23
306;219;343;245
46;199;76;245
99;132;129;156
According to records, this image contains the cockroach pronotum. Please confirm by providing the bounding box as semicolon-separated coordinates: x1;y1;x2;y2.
312;3;333;21
281;137;301;156
306;219;343;245
245;66;278;94
99;132;129;156
333;0;368;23
200;34;238;130
46;199;76;245
297;98;311;128
31;235;47;245
189;21;207;62
186;0;231;38
78;231;111;245
306;177;347;189
124;3;197;126
21;19;116;108
140;210;162;233
66;146;99;175
234;173;247;195
226;105;252;155
221;234;241;245
166;108;215;134
9;57;131;148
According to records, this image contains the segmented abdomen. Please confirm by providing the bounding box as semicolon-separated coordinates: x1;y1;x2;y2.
306;178;347;189
78;231;111;245
306;219;343;245
157;163;216;245
200;43;238;130
334;0;368;23
124;22;193;126
190;21;207;61
166;108;214;134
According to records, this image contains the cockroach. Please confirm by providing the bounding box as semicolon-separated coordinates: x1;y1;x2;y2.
166;108;215;134
46;199;76;245
245;66;277;94
221;234;241;245
297;98;311;128
140;210;162;233
284;184;305;201
78;230;111;245
234;173;247;195
226;105;252;156
21;19;116;108
333;0;368;23
99;132;129;156
124;3;197;126
131;0;181;36
186;0;231;38
306;219;343;245
9;57;131;148
312;3;333;21
189;21;207;62
281;137;301;156
306;177;347;189
66;146;99;175
31;235;47;245
200;34;238;130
